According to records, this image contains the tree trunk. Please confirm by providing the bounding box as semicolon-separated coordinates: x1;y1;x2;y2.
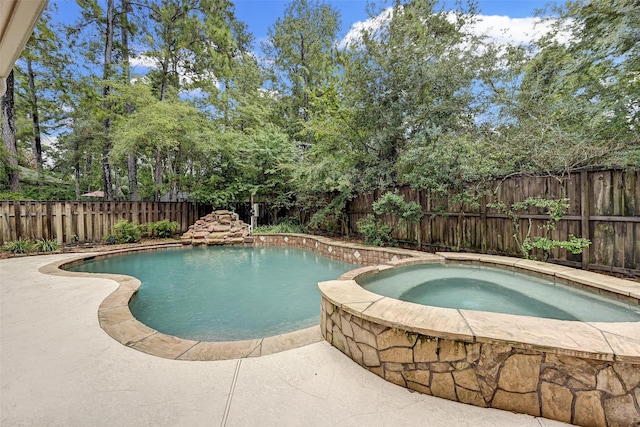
154;149;163;201
121;0;138;201
101;0;115;200
152;59;171;201
26;58;43;179
160;59;169;102
127;153;138;200
1;70;20;192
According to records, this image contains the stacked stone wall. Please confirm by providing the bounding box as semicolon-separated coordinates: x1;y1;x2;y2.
321;298;640;427
252;234;418;266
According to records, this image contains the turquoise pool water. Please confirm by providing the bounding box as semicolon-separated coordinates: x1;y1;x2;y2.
66;246;356;341
358;263;640;322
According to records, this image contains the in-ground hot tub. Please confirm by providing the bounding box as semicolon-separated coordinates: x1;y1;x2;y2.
319;252;640;426
357;262;640;322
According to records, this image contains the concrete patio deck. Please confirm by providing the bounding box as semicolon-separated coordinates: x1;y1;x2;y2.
1;253;571;426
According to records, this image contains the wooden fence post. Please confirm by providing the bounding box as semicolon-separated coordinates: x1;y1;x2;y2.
581;171;590;270
481;194;487;254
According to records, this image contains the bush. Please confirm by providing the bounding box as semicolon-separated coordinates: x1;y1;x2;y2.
34;238;60;252
150;219;179;238
3;238;34;254
489;197;591;261
103;234;119;245
111;219;141;243
138;223;153;238
356;214;394;246
357;192;423;246
253;223;306;234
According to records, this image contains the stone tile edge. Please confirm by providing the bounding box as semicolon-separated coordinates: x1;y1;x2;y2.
40;245;323;361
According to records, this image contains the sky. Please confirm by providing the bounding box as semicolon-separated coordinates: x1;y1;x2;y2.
41;0;553;150
232;0;551;51
53;0;553;56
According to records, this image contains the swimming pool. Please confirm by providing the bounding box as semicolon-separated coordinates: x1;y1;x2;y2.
45;234;639;424
66;246;356;341
357;262;640;322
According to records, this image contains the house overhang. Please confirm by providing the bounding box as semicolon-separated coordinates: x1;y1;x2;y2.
0;0;47;96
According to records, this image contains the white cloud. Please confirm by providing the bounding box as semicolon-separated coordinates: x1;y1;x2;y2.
338;7;394;49
129;54;156;69
128;54;220;90
339;9;564;50
467;15;565;46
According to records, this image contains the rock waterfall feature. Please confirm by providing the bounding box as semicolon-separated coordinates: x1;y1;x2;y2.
181;210;252;245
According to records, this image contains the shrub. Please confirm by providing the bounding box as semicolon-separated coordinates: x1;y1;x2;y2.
34;238;60;252
356;214;394;246
488;197;591;261
151;219;179;238
111;219;141;243
103;234;119;245
138;223;153;238
357;192;423;246
253;222;306;234
3;238;34;254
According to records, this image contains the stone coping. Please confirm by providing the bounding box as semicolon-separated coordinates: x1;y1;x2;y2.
41;243;323;360
319;252;640;364
253;232;424;258
40;236;640;363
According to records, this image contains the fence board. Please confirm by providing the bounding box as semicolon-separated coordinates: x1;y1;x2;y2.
0;201;211;245
343;169;639;275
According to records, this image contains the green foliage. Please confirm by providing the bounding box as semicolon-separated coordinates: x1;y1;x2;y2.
153;219;180;238
4;0;637;221
488;197;591;260
372;192;423;224
254;217;306;234
103;235;119;245
522;235;592;258
254;224;305;234
138;220;178;238
264;0;341;139
356;214;395;247
34;238;60;252
308;192;351;234
357;192;423;246
110;219;141;244
3;238;34;254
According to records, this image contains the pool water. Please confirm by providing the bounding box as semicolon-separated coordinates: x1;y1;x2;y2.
66;246;356;341
358;263;640;322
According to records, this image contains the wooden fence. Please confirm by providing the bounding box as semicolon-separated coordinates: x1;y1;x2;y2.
346;169;640;277
0;201;212;245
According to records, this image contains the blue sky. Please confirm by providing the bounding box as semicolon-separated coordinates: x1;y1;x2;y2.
233;0;548;45
50;0;556;75
53;0;549;49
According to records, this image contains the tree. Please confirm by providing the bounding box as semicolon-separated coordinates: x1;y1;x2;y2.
486;0;640;175
120;0;139;200
2;71;20;192
142;0;243;200
69;0;120;199
343;0;488;189
16;7;72;181
263;0;341;144
144;0;241;100
357;191;423;246
111;93;210;201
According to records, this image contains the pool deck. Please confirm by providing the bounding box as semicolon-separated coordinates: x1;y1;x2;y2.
0;253;571;426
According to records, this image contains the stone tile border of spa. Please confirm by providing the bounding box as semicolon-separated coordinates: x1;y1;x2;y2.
41;234;639;426
315;253;640;426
